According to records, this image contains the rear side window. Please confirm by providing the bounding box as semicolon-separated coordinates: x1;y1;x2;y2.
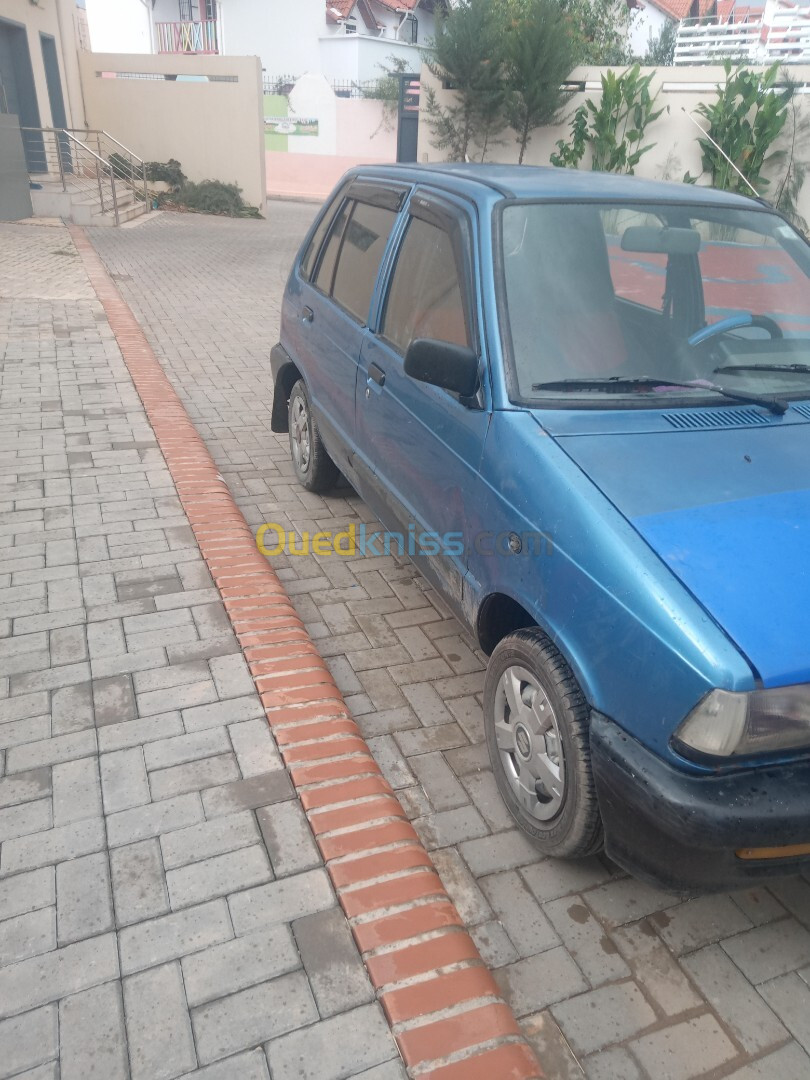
314;199;352;294
382;217;471;354
331;201;398;323
301;191;345;281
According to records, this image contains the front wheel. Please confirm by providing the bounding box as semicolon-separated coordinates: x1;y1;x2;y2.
484;628;603;858
288;379;339;494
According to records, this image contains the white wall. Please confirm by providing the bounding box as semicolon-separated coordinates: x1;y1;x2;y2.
318;35;425;81
629;4;671;58
222;0;324;76
418;63;810;225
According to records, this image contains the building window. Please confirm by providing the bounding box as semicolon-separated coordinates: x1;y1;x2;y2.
406;15;418;43
344;17;357;34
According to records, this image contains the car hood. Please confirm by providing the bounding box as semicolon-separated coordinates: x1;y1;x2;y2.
547;411;810;688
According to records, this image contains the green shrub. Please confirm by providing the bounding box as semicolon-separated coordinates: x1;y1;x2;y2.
145;158;186;191
168;179;261;218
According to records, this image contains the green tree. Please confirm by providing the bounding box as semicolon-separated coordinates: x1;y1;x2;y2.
685;62;792;196
643;19;677;65
503;0;578;164
550;64;664;173
560;0;632;65
425;0;506;161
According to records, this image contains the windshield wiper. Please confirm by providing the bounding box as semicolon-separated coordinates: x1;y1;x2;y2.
532;376;788;415
715;363;810;376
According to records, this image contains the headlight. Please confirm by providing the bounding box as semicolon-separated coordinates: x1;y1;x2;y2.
673;686;810;759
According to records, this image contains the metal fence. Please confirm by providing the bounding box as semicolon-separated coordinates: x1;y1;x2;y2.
262;75;392;99
674;10;810;65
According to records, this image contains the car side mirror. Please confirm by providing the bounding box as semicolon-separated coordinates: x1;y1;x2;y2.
403;339;479;398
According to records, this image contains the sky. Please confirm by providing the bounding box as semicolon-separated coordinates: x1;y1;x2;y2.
85;0;153;54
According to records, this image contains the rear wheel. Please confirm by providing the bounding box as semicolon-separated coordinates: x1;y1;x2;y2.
288;379;339;494
484;628;603;857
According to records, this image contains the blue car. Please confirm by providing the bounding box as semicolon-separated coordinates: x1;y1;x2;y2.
271;164;810;892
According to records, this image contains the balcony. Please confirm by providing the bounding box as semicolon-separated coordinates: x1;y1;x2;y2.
674;1;810;65
155;20;219;55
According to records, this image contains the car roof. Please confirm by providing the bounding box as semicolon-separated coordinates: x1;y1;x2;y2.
348;162;764;210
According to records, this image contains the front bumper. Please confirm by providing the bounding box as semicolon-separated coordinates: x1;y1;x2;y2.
591;712;810;893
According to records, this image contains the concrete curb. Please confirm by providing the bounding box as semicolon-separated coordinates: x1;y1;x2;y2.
69;224;544;1080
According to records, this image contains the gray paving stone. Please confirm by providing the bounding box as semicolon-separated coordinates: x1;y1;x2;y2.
584;1047;644;1080
100;747;150;814
166;845;273;910
520;1009;585;1080
110;839;169;926
544;895;630;987
106;793;204;847
0;867;54;922
422;847;492;926
0;932;119;1019
0;1005;58;1080
191;970;318;1065
0;798;52;844
92;675;137;726
149;752;240;801
722;919;810;984
683;943;788;1053
582;877;682;928
161;811;260;871
469;919;520;968
182;924;300;1007
209;653;254;700
264;1003;396;1080
413;804;489;849
458;829;541;877
56;851;113;945
721;1041;810;1079
1;816;106;874
293;907;374;1017
495;947;589;1017
652;894;753;955
119;898;233;974
257;800;321;878
181;1049;270;1080
0;716;51;752
409;751;469;811
229;869;335;935
629;1013;738;1080
201;771;294;818
123;961;197;1080
0;908;56;967
182;696;265;732
227;718;282;776
6;730;96;775
758;972;810;1053
612;921;702;1016
52;755;102;825
551;980;657;1056
59;982;128;1080
481;871;560;956
144;728;230;772
97;710;184;753
51;682;94;735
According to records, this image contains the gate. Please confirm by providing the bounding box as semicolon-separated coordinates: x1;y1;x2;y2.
396;73;420;163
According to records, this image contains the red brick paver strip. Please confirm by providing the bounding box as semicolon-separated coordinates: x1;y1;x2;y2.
68;226;544;1080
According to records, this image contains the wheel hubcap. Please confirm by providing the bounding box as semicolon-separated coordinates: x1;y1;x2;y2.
494;665;566;822
290;397;311;472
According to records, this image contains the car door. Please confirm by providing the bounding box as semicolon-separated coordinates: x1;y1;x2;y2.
356;189;490;614
286;180;407;476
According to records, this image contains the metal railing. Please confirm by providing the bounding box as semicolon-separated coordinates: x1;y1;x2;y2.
155;19;219;54
22;127;148;225
263;74;392;98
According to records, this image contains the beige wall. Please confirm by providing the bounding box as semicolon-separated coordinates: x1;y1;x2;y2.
0;0;86;129
79;52;266;208
418;64;810;225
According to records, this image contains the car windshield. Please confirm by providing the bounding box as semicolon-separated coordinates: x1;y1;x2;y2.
500;200;810;406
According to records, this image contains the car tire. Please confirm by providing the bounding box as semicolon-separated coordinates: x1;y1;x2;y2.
484;628;604;858
288;379;339;494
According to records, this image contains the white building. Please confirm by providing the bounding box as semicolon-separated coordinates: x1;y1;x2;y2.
147;0;447;83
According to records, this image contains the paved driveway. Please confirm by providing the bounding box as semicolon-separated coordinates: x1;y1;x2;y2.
89;203;810;1080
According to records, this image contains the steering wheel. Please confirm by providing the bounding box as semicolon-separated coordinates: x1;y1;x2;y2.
688;313;783;349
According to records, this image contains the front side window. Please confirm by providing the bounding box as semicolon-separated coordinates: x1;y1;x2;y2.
501;200;810;407
382;216;471;354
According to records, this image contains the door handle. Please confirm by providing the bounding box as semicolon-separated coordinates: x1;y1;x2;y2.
302;306;314;323
369;362;386;387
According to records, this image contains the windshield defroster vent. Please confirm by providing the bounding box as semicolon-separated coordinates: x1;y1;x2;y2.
664;408;773;431
791;403;810;420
